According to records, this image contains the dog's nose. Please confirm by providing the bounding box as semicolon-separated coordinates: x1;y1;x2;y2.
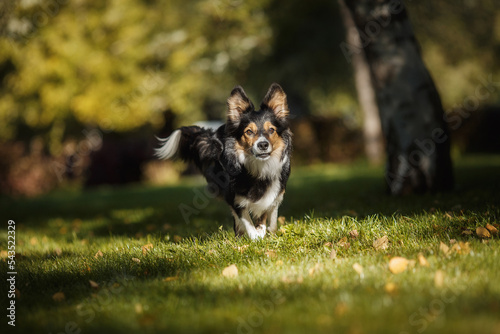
257;141;269;151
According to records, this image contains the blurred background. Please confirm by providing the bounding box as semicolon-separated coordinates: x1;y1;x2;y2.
0;0;499;197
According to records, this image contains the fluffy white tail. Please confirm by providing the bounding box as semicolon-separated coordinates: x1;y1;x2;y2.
155;129;182;160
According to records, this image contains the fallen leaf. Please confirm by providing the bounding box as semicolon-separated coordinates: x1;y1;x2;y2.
94;250;104;258
132;257;141;263
485;223;498;236
384;282;398;294
373;235;389;251
461;229;473;236
330;248;337;260
324;242;332;247
163;277;178;282
337;237;350;249
476;227;491;238
142;243;154;255
30;237;38;245
222;264;238;278
439;242;450;256
135;303;143;314
434;270;445;288
278;216;286;225
89;280;99;289
449;239;456;244
52;292;65;302
451;241;471;255
276;260;283;266
349;230;359;239
352;263;363;275
389;257;409;274
418;253;430;267
173;235;182;243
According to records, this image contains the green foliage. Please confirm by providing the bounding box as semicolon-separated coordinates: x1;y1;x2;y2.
1;155;499;333
1;0;499;152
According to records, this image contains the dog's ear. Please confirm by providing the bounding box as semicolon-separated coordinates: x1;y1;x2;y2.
227;86;253;124
261;83;289;120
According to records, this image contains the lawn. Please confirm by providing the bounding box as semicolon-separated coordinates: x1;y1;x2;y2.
1;155;499;334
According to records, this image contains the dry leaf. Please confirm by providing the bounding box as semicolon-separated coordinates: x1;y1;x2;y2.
439;242;450;255
324;242;332;247
434;270;445;288
173;235;182;243
461;229;473;236
337;237;350;249
278;216;286;225
373;235;389;251
89;280;99;289
222;264;238;278
476;227;491;238
237;245;249;253
352;263;363;275
163;276;178;282
349;230;359;239
54;248;62;256
330;248;337;260
418;253;430;267
52;292;65;302
94;250;104;258
132;257;141;263
265;250;277;259
485;223;498;236
141;243;154;255
135;303;143;314
389;257;409;274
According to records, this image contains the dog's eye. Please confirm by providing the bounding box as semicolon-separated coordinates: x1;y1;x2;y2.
268;127;275;135
245;129;254;136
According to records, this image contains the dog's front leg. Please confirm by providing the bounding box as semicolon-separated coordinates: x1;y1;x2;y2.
267;191;284;234
232;209;264;240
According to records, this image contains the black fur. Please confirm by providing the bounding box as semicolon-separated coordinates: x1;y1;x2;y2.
156;83;292;240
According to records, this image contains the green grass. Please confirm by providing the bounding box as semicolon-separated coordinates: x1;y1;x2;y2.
1;155;500;334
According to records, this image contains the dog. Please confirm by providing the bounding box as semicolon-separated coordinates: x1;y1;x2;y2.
155;83;292;240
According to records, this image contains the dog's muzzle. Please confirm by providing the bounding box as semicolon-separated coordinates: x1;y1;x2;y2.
253;137;272;160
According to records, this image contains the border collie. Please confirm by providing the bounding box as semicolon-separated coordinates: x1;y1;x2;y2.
155;83;292;240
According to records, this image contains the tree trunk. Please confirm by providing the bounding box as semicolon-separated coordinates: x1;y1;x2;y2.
338;0;384;165
342;0;454;195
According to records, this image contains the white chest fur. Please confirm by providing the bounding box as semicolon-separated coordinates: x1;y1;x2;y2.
235;178;282;218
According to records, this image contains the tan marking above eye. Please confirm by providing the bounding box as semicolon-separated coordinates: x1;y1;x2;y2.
263;121;277;135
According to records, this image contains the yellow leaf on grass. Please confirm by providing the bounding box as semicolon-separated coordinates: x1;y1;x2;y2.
418;253;430;267
278;216;286;225
89;280;99;289
349;230;359;239
142;243;154;255
132;257;141;263
52;292;65;302
373;235;389;251
352;263;363;275
451;241;471;255
439;242;450;255
337;237;350;249
389;257;408;274
485;223;498;236
476;227;491;238
94;250;104;258
222;264;238;278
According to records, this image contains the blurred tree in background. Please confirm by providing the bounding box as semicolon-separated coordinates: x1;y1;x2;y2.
0;0;499;194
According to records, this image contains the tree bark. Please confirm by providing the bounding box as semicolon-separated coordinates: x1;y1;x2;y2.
338;0;384;165
343;0;454;195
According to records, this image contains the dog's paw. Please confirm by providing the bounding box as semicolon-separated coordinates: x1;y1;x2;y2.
255;224;267;239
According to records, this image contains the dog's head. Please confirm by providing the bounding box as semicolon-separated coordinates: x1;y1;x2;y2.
225;83;291;176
